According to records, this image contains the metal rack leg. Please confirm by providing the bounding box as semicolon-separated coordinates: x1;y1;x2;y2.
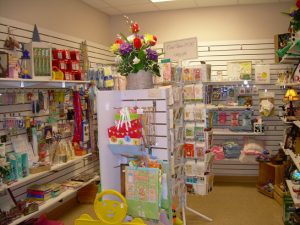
185;205;213;222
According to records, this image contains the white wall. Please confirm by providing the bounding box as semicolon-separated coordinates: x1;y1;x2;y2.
110;3;292;44
0;0;111;46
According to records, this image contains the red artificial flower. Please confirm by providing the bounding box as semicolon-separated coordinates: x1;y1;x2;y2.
131;23;139;33
297;0;300;8
133;38;142;49
115;38;124;44
149;35;157;46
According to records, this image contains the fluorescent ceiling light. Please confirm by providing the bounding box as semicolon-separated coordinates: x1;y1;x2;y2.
151;0;175;2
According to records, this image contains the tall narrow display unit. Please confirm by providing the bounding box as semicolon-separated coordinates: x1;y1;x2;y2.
97;88;185;224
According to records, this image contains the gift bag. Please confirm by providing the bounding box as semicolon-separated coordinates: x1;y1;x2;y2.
125;167;161;220
108;107;143;145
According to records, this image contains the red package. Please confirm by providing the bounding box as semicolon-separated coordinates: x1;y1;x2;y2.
184;143;194;158
70;50;80;60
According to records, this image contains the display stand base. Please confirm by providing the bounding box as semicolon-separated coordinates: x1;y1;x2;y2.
182;205;213;224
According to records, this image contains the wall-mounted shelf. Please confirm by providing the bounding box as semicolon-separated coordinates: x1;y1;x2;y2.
294;121;300;128
275;82;300;87
7;153;92;190
202;80;251;85
212;128;264;136
206;105;249;110
0;78;90;88
280;117;294;124
286;180;300;208
280;142;291;156
213;158;258;164
9;175;99;225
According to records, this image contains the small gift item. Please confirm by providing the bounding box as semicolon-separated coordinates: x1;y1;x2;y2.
211;146;224;161
183;85;194;101
218;111;227;125
182;67;193;82
231;112;239;126
184;143;194;158
108;107;143;146
194;124;204;142
194;84;203;101
194;104;205;121
192;67;201;81
195;142;205;159
184;105;195;121
185;123;195;140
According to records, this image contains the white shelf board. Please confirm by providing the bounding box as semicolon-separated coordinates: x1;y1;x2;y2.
280;117;294;124
286;180;300;208
280;142;290;156
289;151;300;171
202;80;251;85
206;104;249;110
9;175;99;225
275;82;300;87
212;128;264;136
0;78;90;88
7;153;92;189
294;121;300;128
213;158;258;164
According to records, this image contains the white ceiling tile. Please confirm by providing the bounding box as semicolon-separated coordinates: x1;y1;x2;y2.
155;0;198;10
116;3;158;14
238;0;277;4
194;0;238;7
81;0;111;9
100;7;123;15
104;0;150;7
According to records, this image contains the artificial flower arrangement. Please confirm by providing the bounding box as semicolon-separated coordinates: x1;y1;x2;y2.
111;16;161;77
283;0;300;33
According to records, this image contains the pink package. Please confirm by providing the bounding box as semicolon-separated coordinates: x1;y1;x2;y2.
211;145;225;161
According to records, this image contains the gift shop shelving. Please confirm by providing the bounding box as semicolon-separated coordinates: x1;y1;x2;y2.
0;17;111;224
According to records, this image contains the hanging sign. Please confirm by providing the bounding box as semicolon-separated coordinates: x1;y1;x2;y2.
163;37;198;61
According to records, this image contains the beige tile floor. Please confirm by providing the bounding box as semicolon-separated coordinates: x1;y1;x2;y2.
52;182;283;225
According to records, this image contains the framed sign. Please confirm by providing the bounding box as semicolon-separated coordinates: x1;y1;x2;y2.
163;37;198;62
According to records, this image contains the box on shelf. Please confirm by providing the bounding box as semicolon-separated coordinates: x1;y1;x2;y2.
24;42;52;80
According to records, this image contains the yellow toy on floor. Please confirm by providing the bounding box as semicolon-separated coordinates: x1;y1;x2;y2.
75;189;146;225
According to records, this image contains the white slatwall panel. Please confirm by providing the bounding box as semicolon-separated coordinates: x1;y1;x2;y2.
157;39;289;176
0;17;102;211
0;17;114;66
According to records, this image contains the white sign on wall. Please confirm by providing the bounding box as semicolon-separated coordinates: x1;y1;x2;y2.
163;37;198;62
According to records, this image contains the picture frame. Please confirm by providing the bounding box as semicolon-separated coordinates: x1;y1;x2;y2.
0;51;9;78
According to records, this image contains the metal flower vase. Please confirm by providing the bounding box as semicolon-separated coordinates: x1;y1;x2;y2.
126;70;154;90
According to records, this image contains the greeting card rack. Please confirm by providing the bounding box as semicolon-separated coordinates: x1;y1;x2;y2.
97;87;199;224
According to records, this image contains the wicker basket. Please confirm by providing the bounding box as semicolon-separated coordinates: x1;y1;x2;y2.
126;70;154;90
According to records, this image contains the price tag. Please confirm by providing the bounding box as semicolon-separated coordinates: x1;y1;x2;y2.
137;108;144;115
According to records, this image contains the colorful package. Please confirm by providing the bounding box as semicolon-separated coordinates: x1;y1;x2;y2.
125;167;161;220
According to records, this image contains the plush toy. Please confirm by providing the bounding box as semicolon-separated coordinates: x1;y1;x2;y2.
260;99;274;117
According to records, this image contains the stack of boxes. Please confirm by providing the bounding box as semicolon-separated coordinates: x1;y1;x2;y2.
27;183;62;202
52;49;82;80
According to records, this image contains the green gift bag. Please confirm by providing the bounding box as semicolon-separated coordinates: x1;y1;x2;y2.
125;167;161;220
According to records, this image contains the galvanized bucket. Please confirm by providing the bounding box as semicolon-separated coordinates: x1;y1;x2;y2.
126;70;154;90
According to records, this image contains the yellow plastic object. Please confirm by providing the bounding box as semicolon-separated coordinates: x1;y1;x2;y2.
75;189;146;225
